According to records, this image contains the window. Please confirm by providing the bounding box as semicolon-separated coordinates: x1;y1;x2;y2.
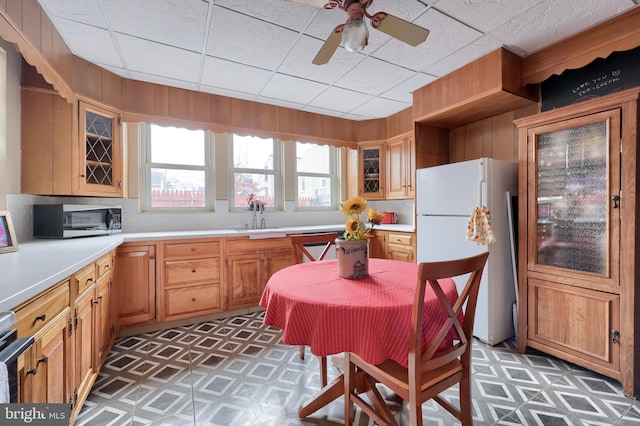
141;124;214;211
296;142;338;208
230;135;281;210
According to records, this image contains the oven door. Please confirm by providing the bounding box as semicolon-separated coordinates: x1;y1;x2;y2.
0;329;34;402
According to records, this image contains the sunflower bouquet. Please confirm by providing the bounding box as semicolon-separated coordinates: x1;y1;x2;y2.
340;196;386;241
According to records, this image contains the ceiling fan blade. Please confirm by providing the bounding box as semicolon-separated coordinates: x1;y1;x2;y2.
313;26;343;65
371;12;429;47
286;0;330;8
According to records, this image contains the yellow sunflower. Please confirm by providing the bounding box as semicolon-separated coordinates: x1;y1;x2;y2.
341;197;367;216
366;208;385;225
344;216;362;239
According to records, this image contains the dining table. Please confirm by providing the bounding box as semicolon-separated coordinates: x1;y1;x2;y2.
259;257;461;418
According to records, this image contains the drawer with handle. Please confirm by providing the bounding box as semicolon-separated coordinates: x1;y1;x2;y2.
74;263;97;296
14;280;70;338
164;258;221;287
164;241;220;259
96;253;112;278
388;232;413;246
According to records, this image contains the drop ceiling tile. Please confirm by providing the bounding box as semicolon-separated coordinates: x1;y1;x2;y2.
435;0;547;33
116;33;202;82
46;17;122;68
214;0;319;32
307;86;374;113
103;0;208;52
129;71;199;92
201;57;273;95
199;84;257;102
489;0;636;54
302;104;347;118
423;34;506;77
38;0;107;28
348;96;411;119
207;6;299;70
380;72;437;103
333;57;414;96
279;35;364;85
373;8;482;71
259;73;329;105
253;95;305;111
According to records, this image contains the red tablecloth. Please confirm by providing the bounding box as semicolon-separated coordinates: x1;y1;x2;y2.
259;258;460;367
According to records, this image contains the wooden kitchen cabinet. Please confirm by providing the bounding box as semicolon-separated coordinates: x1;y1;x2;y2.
160;239;223;321
73;279;96;420
16;280;72;406
358;141;386;200
225;238;295;309
77;100;124;196
94;252;114;369
386;231;415;262
369;230;387;258
386;132;415;199
515;88;640;395
20;86;124;197
115;243;156;327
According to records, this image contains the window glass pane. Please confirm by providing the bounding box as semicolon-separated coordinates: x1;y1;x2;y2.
233;173;274;207
233;135;273;169
297;176;332;206
151;168;206;208
296;142;330;173
151;125;204;166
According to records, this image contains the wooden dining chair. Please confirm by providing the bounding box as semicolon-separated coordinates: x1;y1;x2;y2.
344;252;490;426
290;232;337;387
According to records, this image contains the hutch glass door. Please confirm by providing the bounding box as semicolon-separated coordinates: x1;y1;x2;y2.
528;109;620;286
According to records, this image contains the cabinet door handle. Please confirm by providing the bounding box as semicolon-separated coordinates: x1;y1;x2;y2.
33;314;46;324
611;329;620;343
191;268;196;273
86;278;93;285
612;195;620;209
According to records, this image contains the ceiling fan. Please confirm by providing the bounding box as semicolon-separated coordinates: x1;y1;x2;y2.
289;0;430;65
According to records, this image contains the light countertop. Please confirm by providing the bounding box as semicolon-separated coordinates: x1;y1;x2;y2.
0;223;414;313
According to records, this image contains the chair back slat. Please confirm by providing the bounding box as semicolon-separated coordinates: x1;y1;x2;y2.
409;253;489;373
290;233;338;264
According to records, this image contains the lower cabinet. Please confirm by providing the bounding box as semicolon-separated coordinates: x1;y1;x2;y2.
115;243;156;327
160;239;223;321
386;231;415;262
527;278;620;376
16;280;72;406
225;238;295;309
73;285;95;418
370;230;415;262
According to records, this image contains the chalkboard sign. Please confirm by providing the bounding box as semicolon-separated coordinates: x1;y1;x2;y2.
541;45;640;111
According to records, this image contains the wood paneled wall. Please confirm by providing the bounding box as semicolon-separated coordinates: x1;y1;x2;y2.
448;104;539;163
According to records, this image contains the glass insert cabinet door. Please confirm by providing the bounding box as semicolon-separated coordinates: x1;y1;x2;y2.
527;109;620;286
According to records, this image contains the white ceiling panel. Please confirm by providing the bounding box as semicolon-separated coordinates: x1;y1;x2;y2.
333;57;415;96
50;18;122;68
36;0;639;120
308;86;375;113
103;0;208;52
207;6;299;70
259;73;329;104
116;33;202;82
201;57;273;94
381;72;438;103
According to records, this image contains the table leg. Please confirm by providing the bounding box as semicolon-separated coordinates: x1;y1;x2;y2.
298;375;344;418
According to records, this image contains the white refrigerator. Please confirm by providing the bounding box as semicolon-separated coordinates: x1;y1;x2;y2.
416;158;517;345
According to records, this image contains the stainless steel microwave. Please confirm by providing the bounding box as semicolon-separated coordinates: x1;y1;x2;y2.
33;204;122;238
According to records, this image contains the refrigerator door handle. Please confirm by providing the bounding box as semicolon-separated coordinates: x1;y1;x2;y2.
478;159;486;206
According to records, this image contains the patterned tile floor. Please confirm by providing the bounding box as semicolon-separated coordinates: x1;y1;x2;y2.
77;311;640;425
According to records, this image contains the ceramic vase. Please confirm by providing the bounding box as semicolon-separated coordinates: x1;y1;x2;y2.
335;238;369;279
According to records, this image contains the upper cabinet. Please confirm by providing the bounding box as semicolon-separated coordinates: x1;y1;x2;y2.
21;87;125;197
386;132;415;199
358;141;386;200
78;101;123;196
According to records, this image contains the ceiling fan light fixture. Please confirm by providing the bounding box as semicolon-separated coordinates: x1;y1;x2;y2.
342;17;368;52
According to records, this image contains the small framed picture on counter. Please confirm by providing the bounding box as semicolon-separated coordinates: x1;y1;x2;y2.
0;211;18;253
